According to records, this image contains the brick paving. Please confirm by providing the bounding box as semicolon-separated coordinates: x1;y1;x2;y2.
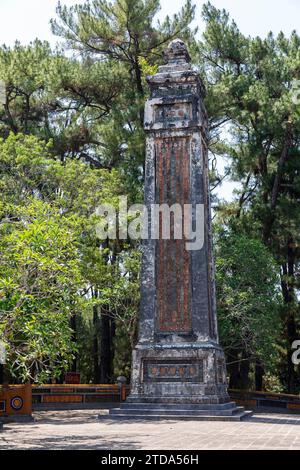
1;409;300;450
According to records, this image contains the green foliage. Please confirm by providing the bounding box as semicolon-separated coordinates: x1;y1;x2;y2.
0;133;128;382
216;230;281;370
0;199;83;383
51;0;197;64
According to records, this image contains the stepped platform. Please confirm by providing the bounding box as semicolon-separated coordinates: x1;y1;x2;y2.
101;401;253;421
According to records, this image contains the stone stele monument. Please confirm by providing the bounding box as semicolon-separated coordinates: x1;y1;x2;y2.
109;39;249;421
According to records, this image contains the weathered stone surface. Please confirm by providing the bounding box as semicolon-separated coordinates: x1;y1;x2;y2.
109;39;246;420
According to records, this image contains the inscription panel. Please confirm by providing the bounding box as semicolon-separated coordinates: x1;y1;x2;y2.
154;102;192;123
155;137;192;333
143;359;204;383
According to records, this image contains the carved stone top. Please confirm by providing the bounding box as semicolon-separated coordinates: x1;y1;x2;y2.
146;38;206;103
164;39;191;65
155;39;192;74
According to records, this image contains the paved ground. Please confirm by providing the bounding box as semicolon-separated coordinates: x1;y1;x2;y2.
1;409;300;450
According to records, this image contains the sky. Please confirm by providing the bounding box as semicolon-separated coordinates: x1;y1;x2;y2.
0;0;299;200
1;0;300;47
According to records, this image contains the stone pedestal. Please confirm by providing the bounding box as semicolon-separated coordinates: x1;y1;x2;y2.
108;40;250;421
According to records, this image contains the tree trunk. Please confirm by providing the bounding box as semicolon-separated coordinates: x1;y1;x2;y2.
255;360;264;391
281;237;299;393
286;312;297;393
263;125;292;243
110;317;116;376
98;241;117;384
0;365;3;385
239;355;250;390
100;311;112;383
228;350;240;389
93;292;101;383
228;350;251;389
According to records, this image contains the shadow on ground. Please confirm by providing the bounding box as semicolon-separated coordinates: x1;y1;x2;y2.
33;409;172;428
0;434;141;450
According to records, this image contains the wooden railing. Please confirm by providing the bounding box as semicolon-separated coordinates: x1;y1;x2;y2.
229;389;300;411
32;384;130;408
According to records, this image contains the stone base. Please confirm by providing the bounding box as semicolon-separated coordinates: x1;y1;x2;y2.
106;402;252;421
128;342;230;405
103;342;252;421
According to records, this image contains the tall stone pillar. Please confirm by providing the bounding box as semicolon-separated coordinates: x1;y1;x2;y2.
109;40;248;420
